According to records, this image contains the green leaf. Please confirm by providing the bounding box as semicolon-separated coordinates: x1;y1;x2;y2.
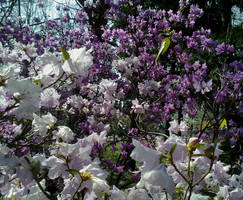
155;37;171;62
31;160;41;173
191;154;205;157
33;79;41;85
162;153;172;163
195;143;205;149
169;144;177;155
56;154;66;160
66;169;81;177
61;46;70;60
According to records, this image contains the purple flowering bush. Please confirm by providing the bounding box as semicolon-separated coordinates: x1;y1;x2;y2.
0;0;242;199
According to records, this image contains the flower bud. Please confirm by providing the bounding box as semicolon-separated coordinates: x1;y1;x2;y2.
204;144;215;159
186;137;199;152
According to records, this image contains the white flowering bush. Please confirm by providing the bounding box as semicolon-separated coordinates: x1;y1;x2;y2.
0;1;242;199
0;41;242;200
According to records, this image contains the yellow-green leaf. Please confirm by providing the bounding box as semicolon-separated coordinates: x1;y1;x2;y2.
61;46;70;60
169;144;177;155
34;79;41;85
219;119;227;129
66;169;81;177
56;154;66;160
155;37;170;62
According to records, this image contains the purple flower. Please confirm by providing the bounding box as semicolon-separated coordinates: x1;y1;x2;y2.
121;150;128;160
216;42;225;55
187;4;204;27
133;172;141;182
115;166;124;173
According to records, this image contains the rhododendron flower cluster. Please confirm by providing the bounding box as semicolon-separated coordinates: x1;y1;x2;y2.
0;0;242;199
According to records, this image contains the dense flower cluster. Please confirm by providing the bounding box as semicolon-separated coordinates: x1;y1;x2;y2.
0;0;242;199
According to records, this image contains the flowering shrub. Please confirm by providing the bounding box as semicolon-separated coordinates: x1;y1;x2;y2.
0;0;242;200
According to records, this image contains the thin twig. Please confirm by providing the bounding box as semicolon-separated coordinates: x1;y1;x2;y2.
43;72;65;90
170;158;190;185
192;158;214;187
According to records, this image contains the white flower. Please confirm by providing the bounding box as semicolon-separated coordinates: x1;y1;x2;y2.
168;120;188;135
131;99;145;114
0;42;37;64
43;155;68;179
21;180;49;200
179;121;188;135
229;188;243;200
212;161;230;183
0;144;18;171
14;42;38;60
7;79;42;119
229;174;243;188
142;164;176;196
99;79;117;101
0;63;20;79
138;80;160;96
0;87;11;111
40;88;60;108
156;134;188;164
83;131;107;146
193;79;212;94
130;139;176;196
130;139;161;172
62;47;93;76
168;120;180;134
54;126;75;142
62;159;108;199
127;188;151;200
32;112;57;137
109;186;127;200
81;160;109;198
64;95;85;109
217;186;229;199
90;176;110;197
41;62;62;76
36;53;63;87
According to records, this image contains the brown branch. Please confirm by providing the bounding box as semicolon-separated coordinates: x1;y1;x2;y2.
43;72;65;90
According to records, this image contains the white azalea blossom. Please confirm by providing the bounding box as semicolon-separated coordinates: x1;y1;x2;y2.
0;87;12;111
131;139;161;172
109;186;127;200
0;63;20;79
156;134;188;164
142;164;176;196
131;139;175;196
127;188;151;200
0;38;242;200
53;126;75;142
61;159;109;199
40;87;60;108
7;79;42;119
168;120;188;135
62;47;93;76
32;112;57;137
